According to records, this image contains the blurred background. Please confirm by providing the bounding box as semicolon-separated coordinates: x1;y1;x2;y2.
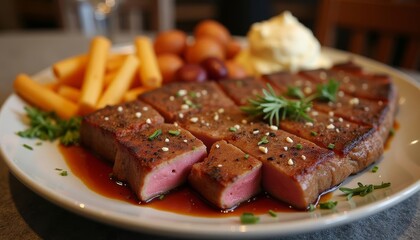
0;0;418;69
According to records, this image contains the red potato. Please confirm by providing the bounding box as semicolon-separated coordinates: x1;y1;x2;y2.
175;64;207;83
194;20;231;47
185;38;225;64
154;30;188;56
157;54;184;83
201;57;228;81
225;60;248;79
225;40;242;59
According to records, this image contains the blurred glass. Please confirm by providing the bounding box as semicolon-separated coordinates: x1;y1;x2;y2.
74;0;119;39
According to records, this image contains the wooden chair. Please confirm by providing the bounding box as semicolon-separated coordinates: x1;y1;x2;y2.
315;0;420;70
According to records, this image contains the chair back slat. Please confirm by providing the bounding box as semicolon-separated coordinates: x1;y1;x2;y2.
375;35;394;64
349;30;365;55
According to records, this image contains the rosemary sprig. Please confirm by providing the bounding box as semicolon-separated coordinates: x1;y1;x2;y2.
339;182;391;200
241;84;312;126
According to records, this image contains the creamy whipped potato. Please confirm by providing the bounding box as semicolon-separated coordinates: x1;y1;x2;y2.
237;11;331;74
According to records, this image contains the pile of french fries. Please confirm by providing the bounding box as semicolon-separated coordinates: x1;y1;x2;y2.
13;36;162;119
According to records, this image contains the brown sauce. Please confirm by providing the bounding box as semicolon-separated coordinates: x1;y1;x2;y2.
58;120;398;217
59;145;298;217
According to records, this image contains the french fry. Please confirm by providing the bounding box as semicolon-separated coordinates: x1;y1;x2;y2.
96;55;139;108
57;85;81;103
79;36;111;115
13;74;78;119
106;54;128;73
53;54;87;88
43;82;60;91
123;86;150;102
104;69;119;87
135;36;162;88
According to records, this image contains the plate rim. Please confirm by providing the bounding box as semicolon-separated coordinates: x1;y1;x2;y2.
1;47;419;238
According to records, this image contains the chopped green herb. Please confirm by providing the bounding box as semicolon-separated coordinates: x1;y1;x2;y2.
295;143;303;150
319;201;337;209
35;142;42;146
55;168;68;176
339;182;391;200
148;129;162;140
244;154;249;159
189;91;197;98
229;127;237;132
287;86;305;99
389;128;395;137
371;166;379;173
23;144;33;150
327;143;335;150
17;106;81;146
159;195;165;200
168;129;181;136
308;204;316;212
268;210;277;217
310;131;318;136
192;146;197;150
240;213;260;224
257;135;269;145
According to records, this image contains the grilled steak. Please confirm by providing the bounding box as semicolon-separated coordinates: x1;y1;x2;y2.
218;77;267;106
228;124;352;209
175;106;256;147
80;61;397;210
113;123;206;201
189;140;262;209
139;81;235;122
80;100;164;162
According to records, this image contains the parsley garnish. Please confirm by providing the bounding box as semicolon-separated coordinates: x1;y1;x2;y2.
229;127;237;132
308;203;316;212
17;106;81;146
339;182;391;200
306;79;340;102
23;144;33;150
257;135;269;145
327;143;335;150
371;166;379;173
240;213;260;224
168;129;181;136
55;168;68;176
310;131;318;136
268;210;277;217
295;143;303;150
319;201;338;209
148;129;162;140
244;154;249;159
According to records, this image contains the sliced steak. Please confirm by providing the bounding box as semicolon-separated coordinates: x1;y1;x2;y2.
300;69;396;101
113;123;207;202
189;140;262;209
218;77;267;106
175;106;257;147
228;125;353;209
139;82;236;122
80;100;164;162
279;110;383;172
263;72;317;97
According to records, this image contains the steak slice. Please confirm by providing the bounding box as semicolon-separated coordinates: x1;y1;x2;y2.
279;110;383;172
113;123;207;202
300;69;396;101
217;77;267;106
228;125;353;209
139;81;236;122
80;100;164;162
263;72;317;97
188;140;262;209
175;106;256;147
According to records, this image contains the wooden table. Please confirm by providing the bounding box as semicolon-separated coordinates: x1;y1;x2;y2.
0;31;418;240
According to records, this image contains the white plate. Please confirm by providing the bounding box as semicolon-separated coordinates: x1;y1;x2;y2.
0;47;419;239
